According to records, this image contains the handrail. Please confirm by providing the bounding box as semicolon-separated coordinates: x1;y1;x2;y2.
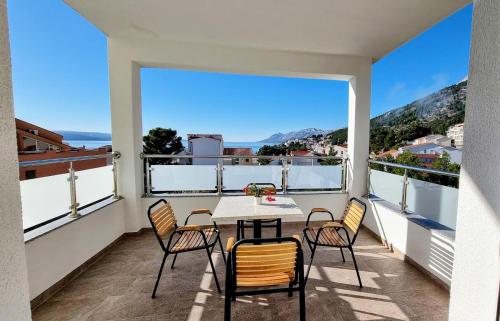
368;159;460;178
19;152;120;168
141;153;343;160
141;153;347;196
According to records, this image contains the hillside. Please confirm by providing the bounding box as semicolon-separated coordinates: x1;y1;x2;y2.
258;128;333;143
327;80;467;151
56;131;112;141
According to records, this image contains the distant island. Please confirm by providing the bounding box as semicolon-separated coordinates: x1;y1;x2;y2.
258;128;334;144
55;131;111;141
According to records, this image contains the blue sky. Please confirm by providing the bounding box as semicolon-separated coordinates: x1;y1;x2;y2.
8;1;472;141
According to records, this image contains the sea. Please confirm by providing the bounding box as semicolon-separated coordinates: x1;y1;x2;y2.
64;140;272;153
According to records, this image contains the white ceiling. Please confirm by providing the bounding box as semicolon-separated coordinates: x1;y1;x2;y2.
65;0;469;61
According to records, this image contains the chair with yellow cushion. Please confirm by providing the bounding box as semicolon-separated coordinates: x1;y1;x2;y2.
224;235;305;321
147;199;225;298
303;197;367;287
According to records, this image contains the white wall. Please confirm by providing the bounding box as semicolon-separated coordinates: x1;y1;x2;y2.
0;0;33;319
25;201;126;299
363;198;455;286
191;137;223;165
449;1;500;320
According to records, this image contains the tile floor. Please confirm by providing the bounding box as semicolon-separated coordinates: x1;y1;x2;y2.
32;224;449;321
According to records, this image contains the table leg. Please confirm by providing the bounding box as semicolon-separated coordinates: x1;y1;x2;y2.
237;220;241;240
276;219;282;237
253;220;262;239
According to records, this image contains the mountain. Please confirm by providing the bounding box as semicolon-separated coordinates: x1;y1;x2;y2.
56;131;112;141
371;80;467;128
258;128;333;143
327;80;467;151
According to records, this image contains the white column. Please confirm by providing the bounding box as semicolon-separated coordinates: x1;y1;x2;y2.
0;0;32;319
449;1;500;320
347;68;371;199
108;40;144;232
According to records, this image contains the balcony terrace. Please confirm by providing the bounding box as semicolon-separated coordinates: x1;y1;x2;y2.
1;1;499;320
32;225;449;321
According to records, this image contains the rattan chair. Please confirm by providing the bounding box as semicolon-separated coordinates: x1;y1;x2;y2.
303;197;367;287
238;183;280;239
224;235;306;321
147;199;225;297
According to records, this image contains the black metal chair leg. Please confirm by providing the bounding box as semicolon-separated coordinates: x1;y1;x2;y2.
305;242;318;284
340;247;345;263
288;282;293;297
170;253;178;269
152;252;168;298
224;262;232;321
236;221;241;241
349;246;363;288
299;285;306;321
205;246;222;293
217;235;227;265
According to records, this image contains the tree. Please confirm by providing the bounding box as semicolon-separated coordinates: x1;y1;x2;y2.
319;148;341;165
143;128;184;164
392;151;423;178
256;144;287;164
430;151;460;187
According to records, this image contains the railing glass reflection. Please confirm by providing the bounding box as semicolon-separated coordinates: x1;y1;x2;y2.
368;159;459;230
20;153;119;232
143;154;346;195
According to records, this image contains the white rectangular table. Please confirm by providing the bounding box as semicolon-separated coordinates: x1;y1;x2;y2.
211;196;305;238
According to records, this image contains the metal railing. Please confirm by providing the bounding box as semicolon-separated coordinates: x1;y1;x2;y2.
19;152;121;224
141;154;347;196
367;159;460;213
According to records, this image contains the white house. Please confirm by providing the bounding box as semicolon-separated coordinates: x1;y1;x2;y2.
187;134;223;165
332;144;348;158
446;123;464;148
438;146;462;164
399;143;462;164
412;134;452;147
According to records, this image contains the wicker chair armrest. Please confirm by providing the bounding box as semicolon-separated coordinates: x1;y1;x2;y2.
191;208;212;215
226;237;236;252
322;221;343;229
177;225;201;232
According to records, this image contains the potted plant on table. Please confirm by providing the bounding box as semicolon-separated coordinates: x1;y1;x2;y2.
243;183;264;205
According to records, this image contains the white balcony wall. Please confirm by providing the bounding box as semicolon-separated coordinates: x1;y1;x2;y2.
25;200;125;299
76;165;114;207
151;165;217;192
363;197;455;286
223;165;282;191
20;172;71;230
288;164;342;190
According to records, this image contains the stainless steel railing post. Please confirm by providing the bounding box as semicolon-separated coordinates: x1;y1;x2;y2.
216;162;223;195
145;157;152;197
282;157;288;194
341;158;347;193
67;161;80;218
111;152;120;199
366;162;371;197
400;168;409;214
